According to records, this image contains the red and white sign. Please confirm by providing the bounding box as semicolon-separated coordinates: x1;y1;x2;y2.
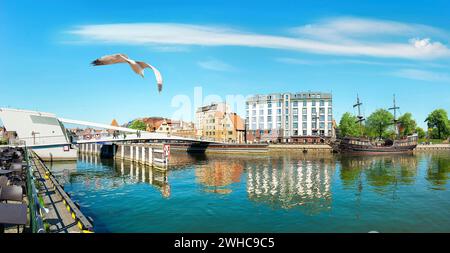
63;145;70;152
163;144;170;158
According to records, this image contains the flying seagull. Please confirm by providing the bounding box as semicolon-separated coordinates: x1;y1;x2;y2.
91;53;163;93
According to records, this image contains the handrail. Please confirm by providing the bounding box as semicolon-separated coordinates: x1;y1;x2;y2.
24;147;46;233
33;153;94;232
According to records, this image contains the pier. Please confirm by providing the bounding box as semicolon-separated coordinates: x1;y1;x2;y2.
79;142;170;168
0;145;93;233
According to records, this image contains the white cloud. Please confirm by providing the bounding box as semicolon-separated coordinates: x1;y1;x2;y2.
292;17;447;40
198;59;235;72
68;18;450;60
392;69;450;82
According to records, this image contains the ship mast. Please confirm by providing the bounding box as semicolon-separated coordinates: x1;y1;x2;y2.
353;94;365;136
388;94;400;135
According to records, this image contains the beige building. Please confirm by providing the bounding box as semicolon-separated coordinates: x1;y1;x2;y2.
195;103;245;143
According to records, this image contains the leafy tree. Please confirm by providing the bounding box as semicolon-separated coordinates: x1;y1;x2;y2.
366;109;394;139
338;112;363;137
416;127;426;139
129;120;147;131
397;113;417;137
425;109;450;139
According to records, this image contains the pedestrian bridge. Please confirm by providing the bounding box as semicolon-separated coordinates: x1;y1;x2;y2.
58;118;206;144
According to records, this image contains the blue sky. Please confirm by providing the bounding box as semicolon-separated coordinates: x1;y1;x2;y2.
1;0;450;128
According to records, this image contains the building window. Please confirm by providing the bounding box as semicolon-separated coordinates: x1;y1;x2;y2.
277;122;281;129
320;122;325;129
312;108;316;114
302;122;307;129
293;108;298;115
320;108;325;114
285;101;289;107
320;100;324;106
303;100;307;106
277;101;282;107
252;103;256;109
293;101;298;107
293;122;298;129
285;109;289;114
328;115;332;121
268;123;273;129
268;116;272;122
259;123;264;129
312;122;317;129
328;123;332;129
268;109;272;115
259;116;264;122
268;103;272;108
294;130;298;136
320;115;325;121
302;108;307;114
293;115;298;122
303;130;307;135
312;100;316;106
259;109;264;115
277;109;281;114
328;107;332;114
277;116;281;122
302;115;307;121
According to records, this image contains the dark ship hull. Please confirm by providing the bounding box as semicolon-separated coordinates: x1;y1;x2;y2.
333;136;418;155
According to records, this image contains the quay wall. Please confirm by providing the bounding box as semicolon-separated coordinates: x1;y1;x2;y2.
415;144;450;151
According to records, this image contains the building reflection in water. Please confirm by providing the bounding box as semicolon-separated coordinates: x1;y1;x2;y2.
246;154;336;215
67;153;171;198
195;160;244;194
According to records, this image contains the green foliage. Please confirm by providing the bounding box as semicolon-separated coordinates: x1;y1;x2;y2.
0;138;7;145
365;109;394;139
415;127;426;139
398;113;417;137
425;109;450;139
338;112;364;137
129;120;147;131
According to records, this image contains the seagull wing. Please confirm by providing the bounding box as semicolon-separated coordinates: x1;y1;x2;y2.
91;53;130;66
136;61;163;93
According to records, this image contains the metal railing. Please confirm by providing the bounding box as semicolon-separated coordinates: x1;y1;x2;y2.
33;153;94;232
24;147;46;233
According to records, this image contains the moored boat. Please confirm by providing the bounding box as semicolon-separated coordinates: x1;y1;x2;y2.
333;95;418;154
335;135;418;154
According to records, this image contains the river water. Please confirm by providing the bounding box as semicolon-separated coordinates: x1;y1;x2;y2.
49;151;450;232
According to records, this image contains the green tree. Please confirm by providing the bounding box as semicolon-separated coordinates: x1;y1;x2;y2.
425;109;450;139
416;127;426;139
397;113;417;137
338;112;363;137
129;120;147;131
366;109;394;139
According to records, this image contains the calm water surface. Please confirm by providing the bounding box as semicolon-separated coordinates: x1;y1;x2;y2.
50;151;450;232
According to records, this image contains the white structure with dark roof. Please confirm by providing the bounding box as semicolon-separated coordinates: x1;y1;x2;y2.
246;92;333;142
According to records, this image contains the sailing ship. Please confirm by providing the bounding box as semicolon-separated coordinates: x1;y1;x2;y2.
333;95;418;154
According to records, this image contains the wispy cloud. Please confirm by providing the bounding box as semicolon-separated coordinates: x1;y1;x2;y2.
391;68;450;82
68;17;450;60
198;59;235;72
275;57;433;68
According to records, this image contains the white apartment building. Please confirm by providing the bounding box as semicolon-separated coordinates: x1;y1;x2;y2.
245;92;333;142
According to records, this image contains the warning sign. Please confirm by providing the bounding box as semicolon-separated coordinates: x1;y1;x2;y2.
163;144;170;158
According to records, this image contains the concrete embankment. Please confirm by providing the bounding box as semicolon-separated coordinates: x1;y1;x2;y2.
170;143;333;154
415;144;450;151
269;144;333;153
